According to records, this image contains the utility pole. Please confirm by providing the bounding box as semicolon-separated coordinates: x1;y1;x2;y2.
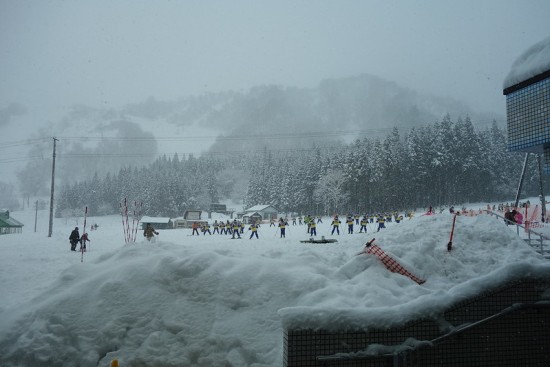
48;137;58;237
34;200;38;233
514;153;529;209
537;154;547;222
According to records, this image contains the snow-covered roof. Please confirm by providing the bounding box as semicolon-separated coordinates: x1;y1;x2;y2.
245;205;276;212
0;216;24;228
141;216;171;224
503;36;550;90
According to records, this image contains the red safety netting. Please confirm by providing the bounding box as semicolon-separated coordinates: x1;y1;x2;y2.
363;244;426;285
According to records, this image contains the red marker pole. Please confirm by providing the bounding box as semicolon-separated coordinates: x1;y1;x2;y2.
447;214;457;252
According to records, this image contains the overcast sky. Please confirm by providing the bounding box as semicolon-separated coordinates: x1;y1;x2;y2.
1;0;549;121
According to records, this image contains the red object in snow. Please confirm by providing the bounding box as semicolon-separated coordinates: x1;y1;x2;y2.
363;243;426;285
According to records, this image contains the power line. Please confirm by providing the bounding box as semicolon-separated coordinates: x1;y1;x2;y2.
55;129;394;142
0;120;507;164
0;137;50;150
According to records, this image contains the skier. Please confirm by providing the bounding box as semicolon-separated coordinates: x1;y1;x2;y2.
231;220;241;239
377;215;386;232
80;232;90;252
249;222;259;239
143;223;159;241
213;220;220;234
346;215;354;234
278;218;288;238
226;220;232;235
69;227;80;251
305;215;312;234
309;220;317;236
202;222;211;235
331;216;341;235
191;222;201;236
359;215;368;233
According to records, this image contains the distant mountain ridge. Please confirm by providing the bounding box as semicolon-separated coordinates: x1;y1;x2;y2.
121;73;504;152
13;73;505;193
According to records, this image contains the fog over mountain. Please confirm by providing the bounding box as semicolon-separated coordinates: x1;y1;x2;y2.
5;72;505;199
119;73;503;154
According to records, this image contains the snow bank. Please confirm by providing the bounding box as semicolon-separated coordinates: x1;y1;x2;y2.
503;36;550;89
0;211;549;366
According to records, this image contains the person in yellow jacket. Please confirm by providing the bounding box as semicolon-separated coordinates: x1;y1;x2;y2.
359;215;368;233
231;220;241;239
225;220;232;235
202;222;211;235
377;215;386;232
331;216;341;235
249;222;259;239
346;215;354;234
278;218;288;238
309;220;317;236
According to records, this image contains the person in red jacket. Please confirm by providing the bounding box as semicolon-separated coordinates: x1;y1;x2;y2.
80;232;90;252
191;222;201;236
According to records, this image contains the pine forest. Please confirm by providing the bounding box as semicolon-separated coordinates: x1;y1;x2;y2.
55;116;544;217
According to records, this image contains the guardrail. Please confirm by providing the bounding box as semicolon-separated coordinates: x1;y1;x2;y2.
485;210;550;258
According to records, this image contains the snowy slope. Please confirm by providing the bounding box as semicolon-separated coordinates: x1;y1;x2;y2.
0;209;549;367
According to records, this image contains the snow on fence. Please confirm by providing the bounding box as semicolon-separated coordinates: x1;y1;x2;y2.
283;277;550;367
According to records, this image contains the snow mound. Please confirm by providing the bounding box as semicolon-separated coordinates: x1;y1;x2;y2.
0;214;549;366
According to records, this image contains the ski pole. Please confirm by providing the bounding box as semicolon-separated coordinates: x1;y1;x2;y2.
447;214;457;252
81;206;88;263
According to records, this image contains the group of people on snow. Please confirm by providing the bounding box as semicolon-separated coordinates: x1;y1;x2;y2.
72;211;407;251
68;226;91;251
187;212;404;240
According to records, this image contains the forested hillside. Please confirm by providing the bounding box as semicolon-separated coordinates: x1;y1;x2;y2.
56;116;543;217
15;73;503;205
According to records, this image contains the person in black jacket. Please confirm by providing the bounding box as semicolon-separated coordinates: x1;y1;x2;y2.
69;227;80;251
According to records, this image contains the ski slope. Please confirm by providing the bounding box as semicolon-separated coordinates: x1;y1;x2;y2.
0;207;549;367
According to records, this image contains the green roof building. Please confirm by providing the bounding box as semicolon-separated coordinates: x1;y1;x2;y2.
0;210;24;235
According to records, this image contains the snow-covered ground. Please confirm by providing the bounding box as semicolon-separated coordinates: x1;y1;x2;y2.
1;205;549;367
